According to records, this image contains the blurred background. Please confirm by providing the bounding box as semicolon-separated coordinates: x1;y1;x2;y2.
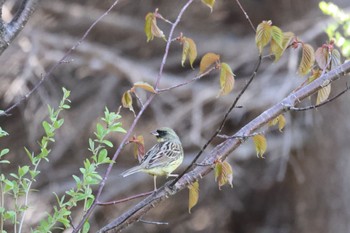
0;0;350;232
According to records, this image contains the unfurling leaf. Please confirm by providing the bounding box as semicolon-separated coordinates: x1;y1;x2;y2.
277;115;286;132
133;82;156;93
218;63;235;96
181;37;197;68
330;49;341;69
188;181;199;213
214;161;233;190
270;31;294;62
201;0;215;12
121;90;135;115
255;20;272;54
144;12;165;42
130;135;145;162
199;52;220;74
268;114;286;132
271;26;283;48
253;134;267;158
298;43;315;76
316;84;331;105
315;47;328;70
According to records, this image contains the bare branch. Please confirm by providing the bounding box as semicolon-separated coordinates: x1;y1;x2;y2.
97;191;153;206
234;0;256;32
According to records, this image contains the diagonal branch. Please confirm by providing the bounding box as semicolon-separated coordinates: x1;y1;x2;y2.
98;60;350;232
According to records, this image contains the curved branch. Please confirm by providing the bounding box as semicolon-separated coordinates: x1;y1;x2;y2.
0;0;39;55
98;61;350;232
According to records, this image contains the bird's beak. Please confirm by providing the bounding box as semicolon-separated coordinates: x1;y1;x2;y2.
150;130;159;136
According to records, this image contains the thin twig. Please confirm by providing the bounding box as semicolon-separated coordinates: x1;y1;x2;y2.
139;219;168;225
290;84;350;111
97;191;153;206
234;0;255;32
0;0;121;117
157;66;217;92
154;0;194;89
133;91;144;108
170;55;262;187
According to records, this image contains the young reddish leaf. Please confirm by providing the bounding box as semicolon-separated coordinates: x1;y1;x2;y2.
268;114;286;132
133;82;156;93
201;0;215;12
131;135;145;162
316;84;331;105
121;90;135;115
270;31;295;62
315;47;328;70
214;161;233;190
253;134;267;158
255;20;272;54
218;63;235;96
308;69;322;83
330;49;341;69
188;181;199;213
271;26;283;48
298;43;315;76
181;37;197;68
144;12;165;42
199;52;220;74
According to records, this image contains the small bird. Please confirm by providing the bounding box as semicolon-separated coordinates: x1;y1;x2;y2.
121;127;184;191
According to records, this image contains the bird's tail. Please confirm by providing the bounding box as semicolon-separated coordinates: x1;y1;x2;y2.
121;165;143;177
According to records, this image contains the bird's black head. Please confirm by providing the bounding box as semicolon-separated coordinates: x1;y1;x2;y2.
151;127;179;142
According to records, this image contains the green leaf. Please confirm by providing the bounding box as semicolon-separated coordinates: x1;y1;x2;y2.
121;90;135;116
201;0;215;12
181;37;197;69
102;140;113;148
96;123;105;139
214;161;234;189
271;26;283;48
316;84;331;105
82;221;91;233
18;166;30;178
255;20;272;54
42;121;53;137
218;63;235;96
253;134;267;158
188;181;199;213
97;149;108;164
298;43;315;76
0;148;9;157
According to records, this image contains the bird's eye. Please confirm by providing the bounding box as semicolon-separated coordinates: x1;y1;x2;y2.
157;130;167;137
